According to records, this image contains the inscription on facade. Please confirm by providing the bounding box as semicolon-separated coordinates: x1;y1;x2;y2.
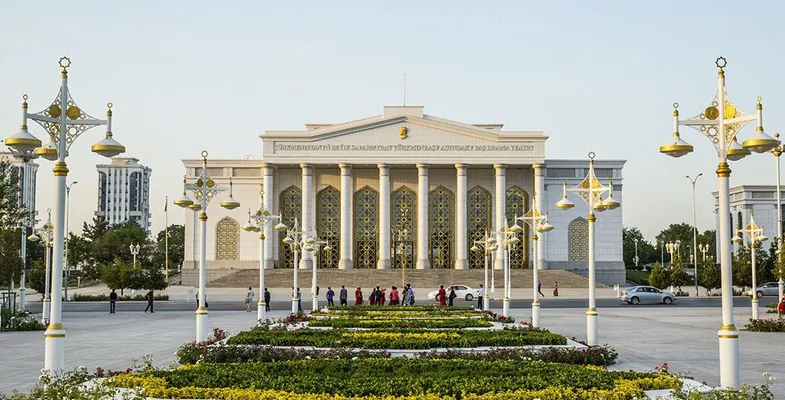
273;144;536;152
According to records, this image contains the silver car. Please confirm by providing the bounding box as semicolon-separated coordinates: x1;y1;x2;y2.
620;286;677;305
746;282;781;298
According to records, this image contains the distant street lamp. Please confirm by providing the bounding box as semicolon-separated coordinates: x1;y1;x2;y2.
686;173;703;297
496;220;521;317
29;209;54;324
63;181;78;303
771;134;785;301
733;212;767;320
129;243;140;268
633;238;640;267
282;218;307;313
665;240;681;293
470;232;497;311
518;194;554;328
304;234;331;311
699;243;709;262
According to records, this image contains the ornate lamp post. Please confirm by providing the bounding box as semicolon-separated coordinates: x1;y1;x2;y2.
665;240;681;293
732;212;767;320
304;234;331;311
173;151;240;342
129;243;140;268
282;218;307;313
63;181;78;302
772;134;785;301
470;232;497;311
633;239;640;268
686;174;703;297
242;187;286;322
496;220;521;317
658;57;778;388
4;146;38;310
4;57;126;371
28;209;54;323
555;152;619;346
518;194;554;328
699;243;709;262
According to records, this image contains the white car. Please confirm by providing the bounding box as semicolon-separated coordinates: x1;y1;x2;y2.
427;285;482;302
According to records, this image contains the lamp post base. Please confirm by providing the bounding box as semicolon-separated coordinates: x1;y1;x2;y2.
195;307;209;342
586;309;598;346
531;302;540;328
257;300;266;323
19;287;26;310
751;299;759;320
718;327;740;389
43;323;65;372
483;297;489;311
42;299;50;324
502;297;510;317
291;298;298;314
312;295;318;312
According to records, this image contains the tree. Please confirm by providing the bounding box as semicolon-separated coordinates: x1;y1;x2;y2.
698;258;721;295
67;233;98;280
0;160;28;288
622;227;657;269
152;224;185;273
26;259;47;296
82;216;109;242
101;259;135;295
668;258;691;291
92;220;152;267
648;263;668;289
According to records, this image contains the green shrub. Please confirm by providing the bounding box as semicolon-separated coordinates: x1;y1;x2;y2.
227;326;566;349
308;317;492;329
745;318;785;332
328;305;474;312
0;309;45;331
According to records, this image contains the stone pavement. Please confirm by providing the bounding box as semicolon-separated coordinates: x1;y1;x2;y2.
0;306;781;395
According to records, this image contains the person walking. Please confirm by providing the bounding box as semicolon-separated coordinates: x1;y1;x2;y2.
537;282;545;298
438;285;447;306
390;286;400;305
339;285;348;306
380;288;386;306
144;290;155;313
778;296;785;317
407;285;415;305
477;284;484;309
355;287;363;305
448;287;457;306
326;287;335;307
263;288;271;311
246;287;255;312
109;289;117;314
553;281;559;297
369;288;376;306
401;284;408;306
296;288;303;312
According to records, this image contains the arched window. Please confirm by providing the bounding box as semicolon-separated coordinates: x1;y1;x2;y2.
506;186;529;269
216;217;239;260
392;187;416;269
279;186;302;269
467;186;491;269
354;186;379;268
568;217;589;262
316;186;340;269
429;186;454;269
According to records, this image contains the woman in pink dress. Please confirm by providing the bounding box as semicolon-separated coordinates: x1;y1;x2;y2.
390;286;400;305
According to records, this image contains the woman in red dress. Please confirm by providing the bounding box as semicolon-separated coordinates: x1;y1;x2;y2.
380;288;386;306
355;287;363;305
438;285;447;306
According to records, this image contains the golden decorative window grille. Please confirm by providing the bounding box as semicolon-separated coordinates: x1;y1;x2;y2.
354;186;378;269
506;186;529;269
429;186;454;269
391;187;416;269
215;218;239;260
568;217;589;262
467;186;491;269
316;186;340;269
279;186;302;269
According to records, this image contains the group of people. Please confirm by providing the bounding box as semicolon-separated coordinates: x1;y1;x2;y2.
345;284;416;306
107;289;155;314
244;287;272;312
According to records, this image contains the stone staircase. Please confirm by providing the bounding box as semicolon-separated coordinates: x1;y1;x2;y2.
207;268;601;289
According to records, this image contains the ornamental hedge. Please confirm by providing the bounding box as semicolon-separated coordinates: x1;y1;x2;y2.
110;359;681;398
307;317;492;329
745;318;785;332
327;305;475;312
176;344;618;366
227;327;566;349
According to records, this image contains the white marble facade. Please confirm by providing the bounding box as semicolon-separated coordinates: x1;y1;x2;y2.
713;185;785;254
180;106;626;283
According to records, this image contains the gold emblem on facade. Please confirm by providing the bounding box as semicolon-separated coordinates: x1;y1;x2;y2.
704;106;719;120
400;126;408;140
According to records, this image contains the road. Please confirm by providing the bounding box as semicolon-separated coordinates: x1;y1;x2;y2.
22;297;779;313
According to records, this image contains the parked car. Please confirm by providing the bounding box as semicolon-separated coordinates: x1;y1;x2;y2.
744;282;781;298
427;285;482;302
620;286;677;305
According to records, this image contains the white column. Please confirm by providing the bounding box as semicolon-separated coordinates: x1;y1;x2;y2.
416;164;430;269
377;164;391;269
262;164;274;269
534;164;546;270
339;164;352;270
494;164;506;270
300;164;313;270
455;164;468;269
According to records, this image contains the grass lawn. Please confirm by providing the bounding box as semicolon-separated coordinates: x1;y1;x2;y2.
625;269;650;286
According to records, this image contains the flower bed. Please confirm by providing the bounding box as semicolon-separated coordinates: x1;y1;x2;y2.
109;358;681;399
0;309;45;331
327;305;475;312
71;293;169;301
313;309;514;323
745;318;785;332
176;343;618;366
308;317;493;329
227;326;566;349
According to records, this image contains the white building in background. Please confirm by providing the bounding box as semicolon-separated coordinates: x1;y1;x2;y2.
95;157;152;231
713;185;785;252
180;105;626;284
0;143;38;220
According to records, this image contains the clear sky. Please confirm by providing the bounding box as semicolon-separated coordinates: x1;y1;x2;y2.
2;0;784;242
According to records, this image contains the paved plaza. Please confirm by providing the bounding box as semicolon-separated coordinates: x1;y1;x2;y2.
1;306;782;395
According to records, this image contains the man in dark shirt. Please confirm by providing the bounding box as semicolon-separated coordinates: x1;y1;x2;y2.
326;287;335;306
144;290;155;313
264;288;271;311
109;289;118;314
339;286;348;306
